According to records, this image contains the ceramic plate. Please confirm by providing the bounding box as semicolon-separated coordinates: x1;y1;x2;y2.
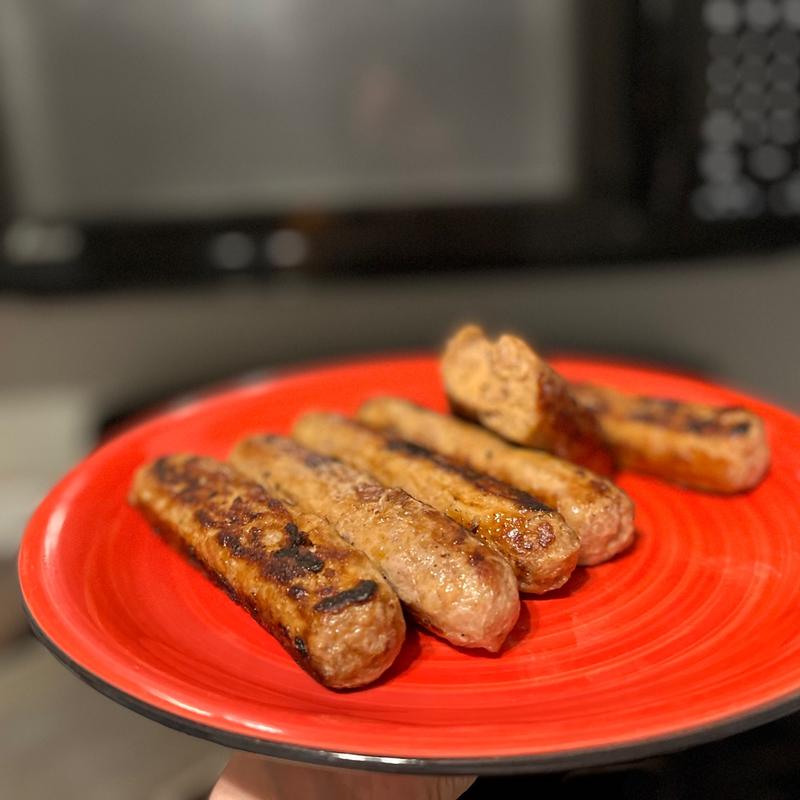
17;356;800;773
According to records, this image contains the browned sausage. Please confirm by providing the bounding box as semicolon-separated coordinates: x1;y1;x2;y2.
358;397;635;565
572;383;770;493
292;413;580;594
231;436;519;651
129;454;405;689
441;325;614;475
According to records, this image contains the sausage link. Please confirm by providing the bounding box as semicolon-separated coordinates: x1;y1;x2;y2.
441;325;614;475
231;435;519;652
293;413;580;594
130;454;405;689
572;383;770;493
358;397;634;565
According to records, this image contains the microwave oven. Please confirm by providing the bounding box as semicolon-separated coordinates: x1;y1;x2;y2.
2;0;800;290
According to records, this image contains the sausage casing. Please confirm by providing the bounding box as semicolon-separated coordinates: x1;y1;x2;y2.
441;325;614;475
231;436;519;652
129;454;405;689
358;397;635;566
292;413;580;594
572;383;770;493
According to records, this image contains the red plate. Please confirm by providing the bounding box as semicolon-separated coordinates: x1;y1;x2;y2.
17;356;800;774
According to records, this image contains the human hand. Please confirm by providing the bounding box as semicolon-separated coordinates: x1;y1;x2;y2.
210;753;476;800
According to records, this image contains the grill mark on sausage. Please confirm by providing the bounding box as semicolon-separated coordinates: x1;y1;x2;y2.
384;437;553;512
313;580;377;613
632;405;752;436
273;548;325;572
580;388;756;438
156;456;271;509
185;483;329;586
284;521;311;547
294;636;308;656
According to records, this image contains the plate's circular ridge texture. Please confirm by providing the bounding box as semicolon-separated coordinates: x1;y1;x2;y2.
17;356;800;773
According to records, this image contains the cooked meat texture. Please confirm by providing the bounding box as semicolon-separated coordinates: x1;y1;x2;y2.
292;413;580;594
231;436;519;652
572;383;771;493
358;396;635;566
129;455;405;689
441;325;614;475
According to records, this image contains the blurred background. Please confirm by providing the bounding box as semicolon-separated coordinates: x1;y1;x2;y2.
2;1;799;797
